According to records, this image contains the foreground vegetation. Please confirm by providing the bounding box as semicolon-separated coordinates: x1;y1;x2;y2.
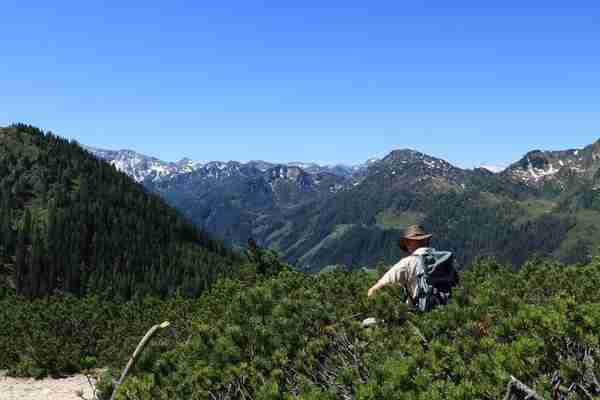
2;253;600;399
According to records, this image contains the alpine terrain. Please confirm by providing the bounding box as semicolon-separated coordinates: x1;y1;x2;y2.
3;124;600;400
88;139;600;271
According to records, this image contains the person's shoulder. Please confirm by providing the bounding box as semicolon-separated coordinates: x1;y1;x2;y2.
396;254;421;267
406;254;423;264
387;257;409;271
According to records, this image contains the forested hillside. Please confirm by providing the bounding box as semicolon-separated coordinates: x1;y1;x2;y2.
0;124;238;299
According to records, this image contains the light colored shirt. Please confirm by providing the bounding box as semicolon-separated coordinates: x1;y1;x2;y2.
375;247;433;300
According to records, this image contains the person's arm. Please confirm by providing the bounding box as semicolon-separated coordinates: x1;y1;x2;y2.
368;261;407;297
367;280;387;297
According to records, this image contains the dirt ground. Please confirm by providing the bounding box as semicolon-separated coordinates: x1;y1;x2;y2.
0;373;97;400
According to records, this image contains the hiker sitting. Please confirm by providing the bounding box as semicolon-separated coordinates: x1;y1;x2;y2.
367;225;458;313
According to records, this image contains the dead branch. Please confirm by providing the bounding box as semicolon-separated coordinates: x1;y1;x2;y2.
109;321;171;400
503;376;545;400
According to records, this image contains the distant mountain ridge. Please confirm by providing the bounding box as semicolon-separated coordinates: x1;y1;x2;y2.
502;140;600;189
86;138;600;271
85;146;378;184
89;141;600;191
83;146;202;183
480;164;506;173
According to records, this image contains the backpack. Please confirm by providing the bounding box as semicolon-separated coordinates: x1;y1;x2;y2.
410;250;459;313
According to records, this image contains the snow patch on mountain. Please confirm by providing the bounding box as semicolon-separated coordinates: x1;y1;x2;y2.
86;143;387;186
84;146;203;183
527;157;559;180
504;140;600;188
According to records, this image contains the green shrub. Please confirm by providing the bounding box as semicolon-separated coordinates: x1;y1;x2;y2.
112;259;600;399
0;294;198;377
4;259;600;399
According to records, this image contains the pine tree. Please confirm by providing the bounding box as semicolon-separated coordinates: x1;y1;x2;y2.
14;210;31;295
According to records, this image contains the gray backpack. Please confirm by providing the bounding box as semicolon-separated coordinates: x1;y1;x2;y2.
410;250;459;312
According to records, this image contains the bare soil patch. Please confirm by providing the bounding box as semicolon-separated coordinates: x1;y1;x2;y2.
0;374;95;400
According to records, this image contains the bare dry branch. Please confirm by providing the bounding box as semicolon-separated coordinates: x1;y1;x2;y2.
109;321;171;400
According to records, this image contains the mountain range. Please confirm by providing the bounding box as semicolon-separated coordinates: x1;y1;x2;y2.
84;145;380;183
86;139;600;271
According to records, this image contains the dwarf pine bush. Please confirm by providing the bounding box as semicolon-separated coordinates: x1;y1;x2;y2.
108;258;600;399
3;258;600;399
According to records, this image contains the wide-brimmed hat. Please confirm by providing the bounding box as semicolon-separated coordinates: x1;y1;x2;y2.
399;225;432;252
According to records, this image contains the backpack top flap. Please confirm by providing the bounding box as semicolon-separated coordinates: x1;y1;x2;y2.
421;251;458;288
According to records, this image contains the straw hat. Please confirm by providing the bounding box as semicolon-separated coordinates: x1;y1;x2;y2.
399;225;432;252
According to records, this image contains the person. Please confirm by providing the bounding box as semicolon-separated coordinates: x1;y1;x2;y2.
368;225;434;301
362;226;458;326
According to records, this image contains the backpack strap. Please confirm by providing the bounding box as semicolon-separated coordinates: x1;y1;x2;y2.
409;255;430;310
405;284;416;307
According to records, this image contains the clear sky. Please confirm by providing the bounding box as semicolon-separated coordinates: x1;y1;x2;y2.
1;1;599;167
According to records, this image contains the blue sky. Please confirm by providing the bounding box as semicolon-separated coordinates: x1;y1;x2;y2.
1;1;599;167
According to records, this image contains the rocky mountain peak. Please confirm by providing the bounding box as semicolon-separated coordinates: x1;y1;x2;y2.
480;164;506;173
174;157;202;173
265;165;312;188
380;149;460;175
504;139;600;188
247;160;275;172
85;146;186;183
382;149;423;162
381;149;455;170
287;162;320;171
356;149;468;193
